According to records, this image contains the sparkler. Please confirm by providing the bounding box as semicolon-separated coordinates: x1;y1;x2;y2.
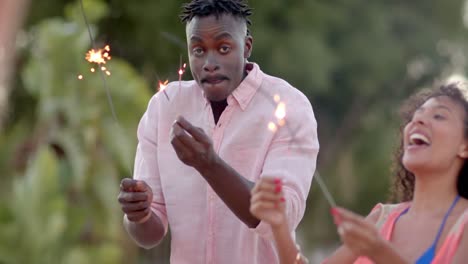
86;45;111;65
79;0;118;128
158;80;170;101
269;95;338;209
178;55;187;90
78;45;113;80
314;172;337;208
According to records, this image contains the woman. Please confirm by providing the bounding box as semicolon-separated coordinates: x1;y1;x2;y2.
250;83;468;264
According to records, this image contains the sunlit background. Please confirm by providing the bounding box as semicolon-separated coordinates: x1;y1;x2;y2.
1;0;467;263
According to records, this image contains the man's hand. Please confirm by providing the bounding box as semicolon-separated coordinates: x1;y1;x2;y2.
118;178;153;224
170;115;217;172
250;177;286;227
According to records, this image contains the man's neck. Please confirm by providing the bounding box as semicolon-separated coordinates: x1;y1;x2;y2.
211;99;228;124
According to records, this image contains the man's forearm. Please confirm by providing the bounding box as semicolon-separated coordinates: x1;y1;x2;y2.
198;156;260;228
124;212;166;249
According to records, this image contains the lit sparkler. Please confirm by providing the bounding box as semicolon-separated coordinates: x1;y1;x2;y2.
273;94;280;103
85;44;111;65
275;102;286;121
77;45;112;80
178;59;187;90
268;122;277;132
158;80;170;101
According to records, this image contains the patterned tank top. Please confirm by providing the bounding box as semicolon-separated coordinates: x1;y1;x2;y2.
353;202;468;264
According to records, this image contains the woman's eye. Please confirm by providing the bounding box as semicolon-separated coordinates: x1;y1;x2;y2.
433;113;445;120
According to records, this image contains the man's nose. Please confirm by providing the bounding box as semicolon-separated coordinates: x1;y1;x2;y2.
203;53;220;72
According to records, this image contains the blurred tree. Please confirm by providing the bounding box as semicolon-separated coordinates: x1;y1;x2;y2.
0;0;152;263
3;0;468;262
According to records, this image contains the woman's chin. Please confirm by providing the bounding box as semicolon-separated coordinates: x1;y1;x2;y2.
402;158;430;175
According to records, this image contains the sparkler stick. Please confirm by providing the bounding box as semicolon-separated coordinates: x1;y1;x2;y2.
269;94;337;208
79;0;118;123
314;172;337;208
158;80;170;101
178;54;187;91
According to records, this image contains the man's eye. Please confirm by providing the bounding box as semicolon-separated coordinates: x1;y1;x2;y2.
193;48;204;55
219;46;231;54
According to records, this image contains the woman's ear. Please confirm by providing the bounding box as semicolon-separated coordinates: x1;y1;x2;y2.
458;142;468;158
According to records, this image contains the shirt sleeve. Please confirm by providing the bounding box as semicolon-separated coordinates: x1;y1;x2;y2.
253;92;319;239
134;94;169;235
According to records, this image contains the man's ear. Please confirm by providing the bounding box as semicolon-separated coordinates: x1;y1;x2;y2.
244;35;253;59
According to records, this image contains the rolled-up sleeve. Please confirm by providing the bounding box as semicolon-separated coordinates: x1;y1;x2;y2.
253;93;319;239
134;94;169;235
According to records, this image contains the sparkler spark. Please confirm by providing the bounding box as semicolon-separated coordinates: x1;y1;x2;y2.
273;94;280;103
178;63;187;76
158;80;170;101
268;122;277;132
178;55;187;92
275;102;286;120
78;74;83;80
85;45;111;65
158;80;169;91
80;44;112;77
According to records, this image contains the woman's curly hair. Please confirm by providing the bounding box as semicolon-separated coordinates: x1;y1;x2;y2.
390;83;468;202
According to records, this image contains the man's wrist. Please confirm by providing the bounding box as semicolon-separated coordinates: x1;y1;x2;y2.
197;154;221;177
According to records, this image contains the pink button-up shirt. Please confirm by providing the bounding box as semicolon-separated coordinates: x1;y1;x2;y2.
134;63;319;264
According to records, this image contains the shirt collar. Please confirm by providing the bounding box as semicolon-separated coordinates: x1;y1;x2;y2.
230;62;263;111
202;62;263;111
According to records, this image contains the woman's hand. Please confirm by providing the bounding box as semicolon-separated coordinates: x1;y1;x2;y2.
331;207;386;260
250;177;286;227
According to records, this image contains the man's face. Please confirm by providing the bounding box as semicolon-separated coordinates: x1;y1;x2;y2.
186;14;253;102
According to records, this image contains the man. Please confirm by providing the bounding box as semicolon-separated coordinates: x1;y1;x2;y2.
117;1;319;263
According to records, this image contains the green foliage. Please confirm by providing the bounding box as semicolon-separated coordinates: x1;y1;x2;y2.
1;0;151;263
4;0;468;261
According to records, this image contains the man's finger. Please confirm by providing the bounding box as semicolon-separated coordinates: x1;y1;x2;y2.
121;178;139;191
171;121;198;148
118;192;148;203
122;200;151;213
121;178;148;192
171;135;194;162
176;116;210;144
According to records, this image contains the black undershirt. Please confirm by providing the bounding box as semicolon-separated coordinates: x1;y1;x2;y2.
210;99;228;124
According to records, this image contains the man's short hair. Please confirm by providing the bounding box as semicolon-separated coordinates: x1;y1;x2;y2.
180;0;253;35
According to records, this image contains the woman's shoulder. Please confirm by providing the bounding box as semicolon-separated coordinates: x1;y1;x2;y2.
368;202;409;218
367;202;410;230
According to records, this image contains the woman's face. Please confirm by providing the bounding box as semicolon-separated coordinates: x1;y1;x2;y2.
403;96;468;175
